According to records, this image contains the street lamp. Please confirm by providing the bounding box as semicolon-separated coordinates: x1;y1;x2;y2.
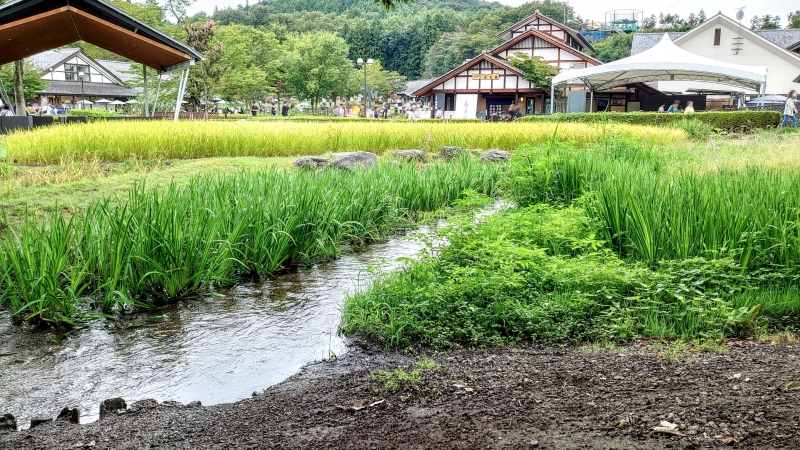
78;71;86;110
356;58;374;113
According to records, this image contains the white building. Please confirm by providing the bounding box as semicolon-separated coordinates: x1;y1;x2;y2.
631;13;800;95
28;48;136;109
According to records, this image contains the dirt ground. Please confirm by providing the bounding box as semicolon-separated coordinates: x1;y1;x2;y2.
2;340;799;450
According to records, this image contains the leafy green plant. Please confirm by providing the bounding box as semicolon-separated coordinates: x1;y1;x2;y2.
370;358;440;392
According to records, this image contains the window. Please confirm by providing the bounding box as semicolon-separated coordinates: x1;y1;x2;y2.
64;63;90;81
713;28;721;46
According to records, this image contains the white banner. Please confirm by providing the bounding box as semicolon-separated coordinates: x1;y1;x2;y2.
455;94;479;119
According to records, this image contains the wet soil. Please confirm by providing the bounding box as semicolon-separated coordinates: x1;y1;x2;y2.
3;340;799;449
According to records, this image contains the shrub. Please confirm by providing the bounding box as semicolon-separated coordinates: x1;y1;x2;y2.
517;111;781;132
67;109;117;118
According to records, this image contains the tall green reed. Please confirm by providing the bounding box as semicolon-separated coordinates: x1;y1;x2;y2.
0;157;501;324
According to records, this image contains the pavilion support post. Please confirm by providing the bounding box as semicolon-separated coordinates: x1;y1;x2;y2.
589;90;594;113
143;64;149;118
174;67;190;123
152;74;163;118
759;82;766;107
549;84;555;114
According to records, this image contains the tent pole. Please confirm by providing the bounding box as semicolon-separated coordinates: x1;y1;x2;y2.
143;64;149;118
549;84;555;114
589;90;594;113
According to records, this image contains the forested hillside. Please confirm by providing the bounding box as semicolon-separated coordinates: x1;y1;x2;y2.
208;0;583;79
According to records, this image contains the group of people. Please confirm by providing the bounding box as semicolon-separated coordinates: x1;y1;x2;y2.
0;101;68;116
658;100;695;114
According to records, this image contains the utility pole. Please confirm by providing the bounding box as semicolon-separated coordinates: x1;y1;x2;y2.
13;59;25;116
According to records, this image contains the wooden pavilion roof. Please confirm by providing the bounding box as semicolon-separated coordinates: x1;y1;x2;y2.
0;0;202;71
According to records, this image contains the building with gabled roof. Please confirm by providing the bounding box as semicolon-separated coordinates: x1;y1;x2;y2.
27;47;136;109
413;10;657;117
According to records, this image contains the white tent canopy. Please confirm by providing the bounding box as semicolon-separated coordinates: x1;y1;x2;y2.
550;33;768;108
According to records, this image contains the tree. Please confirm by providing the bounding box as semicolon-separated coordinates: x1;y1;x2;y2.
751;15;781;30
184;20;226;119
788;11;800;29
507;52;559;93
589;33;633;63
215;24;281;104
423;30;474;78
162;0;195;23
0;61;48;113
349;59;406;102
279;32;354;108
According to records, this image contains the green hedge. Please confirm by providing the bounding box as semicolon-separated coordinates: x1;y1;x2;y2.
517;111;782;132
68;109;118;118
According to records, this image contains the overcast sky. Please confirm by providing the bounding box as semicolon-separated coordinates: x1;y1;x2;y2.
189;0;798;26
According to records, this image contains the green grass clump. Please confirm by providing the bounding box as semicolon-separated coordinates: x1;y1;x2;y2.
342;137;800;348
0;157;501;325
370;358;440;392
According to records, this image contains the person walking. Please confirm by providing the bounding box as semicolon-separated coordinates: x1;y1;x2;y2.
251;103;259;117
782;90;798;128
657;104;666;113
684;101;695;114
0;104;14;116
281;103;289;117
666;100;680;113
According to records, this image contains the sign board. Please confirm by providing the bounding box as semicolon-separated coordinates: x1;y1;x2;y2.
471;73;500;80
455;94;479;119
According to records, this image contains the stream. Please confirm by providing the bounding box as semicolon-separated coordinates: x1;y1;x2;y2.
0;223;443;428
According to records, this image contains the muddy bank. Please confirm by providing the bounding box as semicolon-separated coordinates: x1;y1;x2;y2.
3;341;799;449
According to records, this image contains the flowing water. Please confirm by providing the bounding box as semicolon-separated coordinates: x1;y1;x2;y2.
0;225;442;428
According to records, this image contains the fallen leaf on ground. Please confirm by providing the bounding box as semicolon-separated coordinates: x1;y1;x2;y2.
653;421;683;436
786;381;800;390
717;436;742;444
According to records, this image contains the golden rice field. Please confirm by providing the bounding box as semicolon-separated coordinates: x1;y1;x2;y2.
0;121;686;164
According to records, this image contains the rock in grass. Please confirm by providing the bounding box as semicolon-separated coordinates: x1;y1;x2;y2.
328;151;378;171
392;150;427;161
440;146;463;159
57;407;80;424
0;413;17;432
99;398;127;420
479;150;510;163
293;156;329;170
29;417;53;428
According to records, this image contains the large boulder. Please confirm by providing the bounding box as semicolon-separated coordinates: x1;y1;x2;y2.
29;417;53;428
479;150;510;163
57;407;80;424
293;156;329;170
328;151;378;171
392;150;427;161
440;146;464;159
0;413;17;432
99;398;127;420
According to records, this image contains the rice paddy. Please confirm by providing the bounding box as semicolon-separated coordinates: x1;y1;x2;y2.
1;121;685;164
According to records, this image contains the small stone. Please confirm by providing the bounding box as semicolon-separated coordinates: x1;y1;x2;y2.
293;156;329;170
99;398;127;420
128;399;158;413
187;401;202;408
161;401;183;407
479;150;510;163
57;407;80;424
29;417;53;428
328;151;378;171
392;150;427;161
530;439;539;446
440;146;463;159
685;429;698;436
0;413;17;432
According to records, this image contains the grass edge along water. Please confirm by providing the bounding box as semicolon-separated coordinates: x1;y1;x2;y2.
0;157;501;325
